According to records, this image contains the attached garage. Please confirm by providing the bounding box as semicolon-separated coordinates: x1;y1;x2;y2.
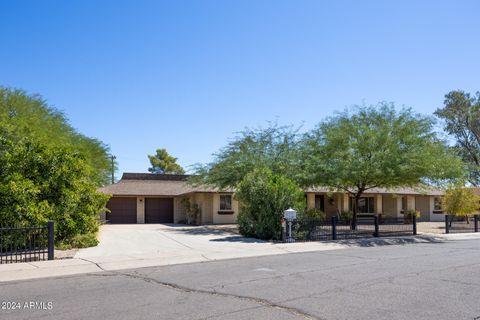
145;198;174;223
106;197;137;224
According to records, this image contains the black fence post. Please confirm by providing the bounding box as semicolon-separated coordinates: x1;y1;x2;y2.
281;220;286;242
444;215;449;234
47;221;54;260
475;215;479;233
331;216;337;240
373;215;379;237
412;214;417;235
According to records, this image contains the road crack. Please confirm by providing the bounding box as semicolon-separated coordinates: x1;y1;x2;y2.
115;270;323;320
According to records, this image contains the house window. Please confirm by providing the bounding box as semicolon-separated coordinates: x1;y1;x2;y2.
433;197;443;213
315;195;325;212
349;197;375;213
220;195;232;211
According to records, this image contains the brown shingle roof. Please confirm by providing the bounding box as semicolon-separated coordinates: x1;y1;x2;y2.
100;173;444;197
99;173;227;196
306;186;444;196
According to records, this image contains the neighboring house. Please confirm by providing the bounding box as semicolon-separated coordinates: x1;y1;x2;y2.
100;173;446;224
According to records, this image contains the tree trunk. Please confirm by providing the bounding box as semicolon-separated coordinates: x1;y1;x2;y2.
351;195;361;231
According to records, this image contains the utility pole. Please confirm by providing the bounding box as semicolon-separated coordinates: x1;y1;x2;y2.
110;155;116;184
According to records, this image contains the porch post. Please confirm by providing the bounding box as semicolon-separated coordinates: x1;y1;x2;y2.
375;194;383;215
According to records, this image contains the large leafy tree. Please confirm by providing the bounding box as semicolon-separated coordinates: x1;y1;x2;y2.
0;128;109;246
303;103;464;227
148;148;185;174
192;124;302;188
0;87;113;185
435;90;480;186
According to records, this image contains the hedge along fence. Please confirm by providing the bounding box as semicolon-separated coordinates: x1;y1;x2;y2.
444;215;479;234
282;215;417;242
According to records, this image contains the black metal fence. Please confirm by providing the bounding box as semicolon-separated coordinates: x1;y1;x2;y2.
445;215;479;234
283;215;416;242
0;221;54;264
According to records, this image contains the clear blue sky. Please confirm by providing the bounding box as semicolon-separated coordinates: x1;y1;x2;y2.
2;1;479;175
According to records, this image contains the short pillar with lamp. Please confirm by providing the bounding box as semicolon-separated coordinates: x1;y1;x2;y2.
283;208;297;243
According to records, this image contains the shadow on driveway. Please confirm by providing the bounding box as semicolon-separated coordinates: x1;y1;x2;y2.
209;236;267;243
337;235;445;247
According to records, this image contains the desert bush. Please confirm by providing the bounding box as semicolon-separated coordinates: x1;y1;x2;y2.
236;167;305;240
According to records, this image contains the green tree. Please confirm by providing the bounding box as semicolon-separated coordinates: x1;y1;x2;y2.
148;148;185;174
0;129;110;247
0;87;113;185
303;103;464;228
443;184;480;224
191;124;302;188
236;167;305;240
435;90;480;186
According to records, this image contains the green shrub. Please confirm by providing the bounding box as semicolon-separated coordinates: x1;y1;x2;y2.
236;167;305;240
403;209;421;218
0;130;109;245
339;210;353;223
304;208;326;221
57;232;99;250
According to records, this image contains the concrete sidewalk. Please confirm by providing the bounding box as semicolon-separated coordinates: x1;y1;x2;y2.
1;224;479;283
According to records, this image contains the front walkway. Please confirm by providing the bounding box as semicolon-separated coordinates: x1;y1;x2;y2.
417;222;445;234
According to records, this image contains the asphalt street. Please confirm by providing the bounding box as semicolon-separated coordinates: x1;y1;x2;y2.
1;237;480;320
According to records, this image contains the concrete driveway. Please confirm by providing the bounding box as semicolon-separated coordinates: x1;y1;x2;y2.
74;224;343;270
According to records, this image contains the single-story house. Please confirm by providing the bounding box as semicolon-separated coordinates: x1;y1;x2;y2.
100;173;446;224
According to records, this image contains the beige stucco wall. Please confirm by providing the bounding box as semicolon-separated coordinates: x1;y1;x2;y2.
306;193;315;210
136;197;145;223
174;192;238;225
382;194;397;217
375;194;383;214
415;196;430;221
212;193;239;224
306;192;349;215
201;193;214;224
173;196;187;223
126;192;442;224
324;194;338;217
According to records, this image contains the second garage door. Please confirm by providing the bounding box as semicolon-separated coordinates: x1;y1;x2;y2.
145;198;174;223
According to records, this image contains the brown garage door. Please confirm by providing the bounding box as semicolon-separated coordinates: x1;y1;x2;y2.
107;197;137;224
145;198;174;223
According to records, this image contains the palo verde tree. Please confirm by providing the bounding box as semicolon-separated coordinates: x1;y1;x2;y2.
302;103;465;228
148;148;185;174
191;124;304;239
443;184;480;224
0;87;114;186
435;90;480;186
191;124;302;188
